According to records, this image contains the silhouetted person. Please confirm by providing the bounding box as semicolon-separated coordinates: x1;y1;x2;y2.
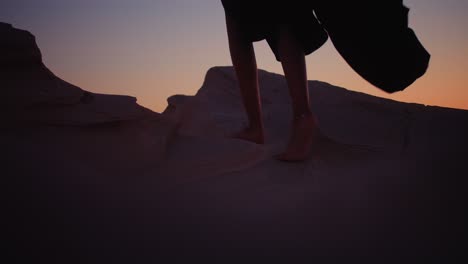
221;0;430;161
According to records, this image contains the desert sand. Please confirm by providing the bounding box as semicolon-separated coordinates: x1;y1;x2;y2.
3;22;467;262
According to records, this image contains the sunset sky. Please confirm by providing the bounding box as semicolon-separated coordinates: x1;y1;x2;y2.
1;0;467;112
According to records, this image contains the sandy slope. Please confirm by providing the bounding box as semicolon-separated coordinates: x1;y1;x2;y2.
3;22;467;262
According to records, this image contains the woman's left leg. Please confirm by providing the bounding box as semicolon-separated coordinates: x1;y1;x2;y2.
275;24;318;161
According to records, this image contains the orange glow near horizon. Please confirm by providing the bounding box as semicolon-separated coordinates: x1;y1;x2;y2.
1;0;465;113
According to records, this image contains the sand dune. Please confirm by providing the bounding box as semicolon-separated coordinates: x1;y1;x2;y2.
3;22;467;262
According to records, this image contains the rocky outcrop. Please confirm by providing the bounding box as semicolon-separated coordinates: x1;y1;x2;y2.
0;22;157;125
2;22;177;179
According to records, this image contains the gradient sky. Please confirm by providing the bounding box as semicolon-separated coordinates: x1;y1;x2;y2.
1;0;467;112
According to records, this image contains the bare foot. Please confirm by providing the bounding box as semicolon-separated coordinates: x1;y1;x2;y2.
230;125;265;144
275;113;317;162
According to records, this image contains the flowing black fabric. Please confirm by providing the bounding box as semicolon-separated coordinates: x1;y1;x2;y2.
221;0;430;93
221;0;328;60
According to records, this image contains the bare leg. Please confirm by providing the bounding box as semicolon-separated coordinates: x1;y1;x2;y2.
225;14;265;144
275;25;318;161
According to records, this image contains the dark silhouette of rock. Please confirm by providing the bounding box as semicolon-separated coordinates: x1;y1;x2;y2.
3;22;467;263
0;22;157;125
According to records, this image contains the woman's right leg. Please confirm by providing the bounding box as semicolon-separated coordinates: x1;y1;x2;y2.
225;13;265;144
